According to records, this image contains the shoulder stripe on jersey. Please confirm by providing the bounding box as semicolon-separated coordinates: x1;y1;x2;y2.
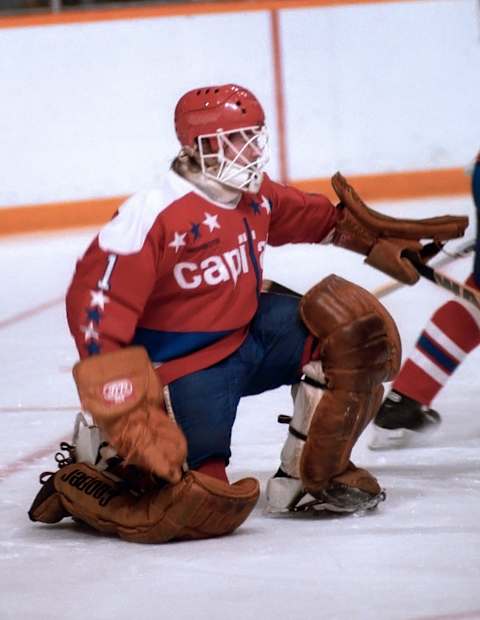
98;170;192;255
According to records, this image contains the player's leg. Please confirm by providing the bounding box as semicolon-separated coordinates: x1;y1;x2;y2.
165;294;309;484
241;290;310;396
167;354;247;482
251;279;400;513
370;301;480;450
370;158;480;450
239;292;326;512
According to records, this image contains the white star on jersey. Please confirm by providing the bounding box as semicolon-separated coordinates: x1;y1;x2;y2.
90;289;110;310
261;196;271;214
203;212;220;233
81;322;99;342
168;232;187;253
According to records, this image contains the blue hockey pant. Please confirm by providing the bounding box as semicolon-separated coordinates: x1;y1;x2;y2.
168;292;310;469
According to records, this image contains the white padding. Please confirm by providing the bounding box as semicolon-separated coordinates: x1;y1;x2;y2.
279;362;326;478
266;361;327;512
265;476;303;513
72;412;116;470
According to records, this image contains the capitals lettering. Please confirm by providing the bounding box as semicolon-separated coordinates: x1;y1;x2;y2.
174;231;265;290
61;468;119;507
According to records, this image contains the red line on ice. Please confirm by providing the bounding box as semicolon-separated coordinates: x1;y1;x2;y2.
0;434;69;481
411;611;480;620
0;296;64;330
0;406;78;413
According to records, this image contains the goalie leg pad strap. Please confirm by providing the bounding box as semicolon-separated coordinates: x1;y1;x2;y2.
29;463;259;544
279;364;326;479
266;366;325;512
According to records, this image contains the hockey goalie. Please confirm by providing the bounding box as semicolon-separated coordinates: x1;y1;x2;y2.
29;83;468;542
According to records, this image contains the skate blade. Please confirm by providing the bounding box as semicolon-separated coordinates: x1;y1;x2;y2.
293;490;386;514
266;490;385;515
368;425;419;450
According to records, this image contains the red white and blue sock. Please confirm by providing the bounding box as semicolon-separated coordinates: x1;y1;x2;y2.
393;290;480;406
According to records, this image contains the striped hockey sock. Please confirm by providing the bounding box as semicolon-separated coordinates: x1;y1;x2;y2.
393;295;480;406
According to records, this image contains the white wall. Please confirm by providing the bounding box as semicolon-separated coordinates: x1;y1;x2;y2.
283;0;480;179
0;11;277;207
0;0;479;208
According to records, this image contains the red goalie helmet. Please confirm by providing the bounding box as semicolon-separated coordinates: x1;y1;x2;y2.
174;84;265;147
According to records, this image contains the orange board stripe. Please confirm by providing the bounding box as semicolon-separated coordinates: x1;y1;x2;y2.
0;196;125;236
294;167;471;205
0;168;470;237
0;0;431;30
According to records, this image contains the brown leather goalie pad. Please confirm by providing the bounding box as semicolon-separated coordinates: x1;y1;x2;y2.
73;347;187;484
331;172;468;284
29;463;259;543
299;274;401;496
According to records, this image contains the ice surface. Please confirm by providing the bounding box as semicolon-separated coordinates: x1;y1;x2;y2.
1;197;479;620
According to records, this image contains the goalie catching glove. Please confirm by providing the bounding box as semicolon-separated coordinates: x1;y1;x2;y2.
331;172;468;284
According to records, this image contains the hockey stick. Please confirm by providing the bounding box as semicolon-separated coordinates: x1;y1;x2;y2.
264;239;478;309
373;238;475;299
402;247;480;311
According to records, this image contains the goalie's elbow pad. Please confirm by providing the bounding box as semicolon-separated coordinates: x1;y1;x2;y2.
298;274;401;496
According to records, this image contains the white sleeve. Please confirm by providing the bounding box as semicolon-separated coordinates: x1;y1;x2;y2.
98;189;166;255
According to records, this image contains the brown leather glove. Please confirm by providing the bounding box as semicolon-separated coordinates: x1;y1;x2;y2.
331;172;469;284
28;463;259;543
73;347;187;484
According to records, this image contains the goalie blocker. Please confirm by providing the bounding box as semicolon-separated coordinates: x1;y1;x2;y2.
267;274;401;513
29;462;259;543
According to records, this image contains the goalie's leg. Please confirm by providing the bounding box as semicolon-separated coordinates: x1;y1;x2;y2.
268;274;401;514
266;365;386;514
265;366;325;513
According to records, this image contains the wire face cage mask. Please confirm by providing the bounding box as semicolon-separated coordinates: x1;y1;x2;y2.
197;125;269;193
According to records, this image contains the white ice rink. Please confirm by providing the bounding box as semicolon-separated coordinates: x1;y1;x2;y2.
1;196;479;620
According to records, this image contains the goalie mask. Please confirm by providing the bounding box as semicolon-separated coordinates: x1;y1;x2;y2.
174;84;269;193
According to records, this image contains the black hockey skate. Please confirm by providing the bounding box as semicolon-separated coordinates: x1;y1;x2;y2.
368;390;441;450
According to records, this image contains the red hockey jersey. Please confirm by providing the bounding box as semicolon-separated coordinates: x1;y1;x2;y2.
66;170;337;384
